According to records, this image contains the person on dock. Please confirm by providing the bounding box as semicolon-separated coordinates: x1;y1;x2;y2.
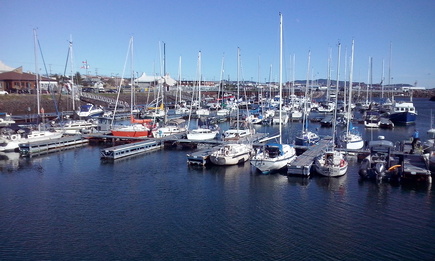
411;129;420;153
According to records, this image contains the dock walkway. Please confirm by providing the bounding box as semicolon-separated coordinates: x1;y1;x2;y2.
19;135;89;157
287;138;332;176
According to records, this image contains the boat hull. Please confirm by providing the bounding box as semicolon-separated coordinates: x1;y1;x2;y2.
111;130;150;137
389;112;417;125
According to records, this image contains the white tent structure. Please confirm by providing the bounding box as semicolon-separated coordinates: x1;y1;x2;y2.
0;61;16;73
135;72;176;86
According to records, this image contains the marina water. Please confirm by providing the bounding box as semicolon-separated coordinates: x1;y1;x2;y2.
1;98;434;260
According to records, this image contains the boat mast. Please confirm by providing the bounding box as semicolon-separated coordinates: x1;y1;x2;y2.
346;40;355;137
130;36;135;113
69;35;76;111
332;42;341;148
33;29;41;117
198;51;202;110
279;12;283;144
303;50;311;134
237;47;240;128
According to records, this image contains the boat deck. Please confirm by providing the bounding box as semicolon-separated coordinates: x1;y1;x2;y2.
401;154;432;183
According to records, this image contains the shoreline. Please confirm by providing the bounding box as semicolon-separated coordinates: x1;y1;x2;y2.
1;89;434;116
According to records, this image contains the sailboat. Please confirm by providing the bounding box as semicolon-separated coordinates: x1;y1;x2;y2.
338;40;364;151
174;57;191;115
186;51;218;141
0;29;64;152
314;42;348;177
250;13;296;173
193;52;210;117
210;48;253;166
110;37;154;138
295;50;320;148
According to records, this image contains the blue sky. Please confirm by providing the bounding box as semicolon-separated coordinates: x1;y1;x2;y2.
2;0;435;87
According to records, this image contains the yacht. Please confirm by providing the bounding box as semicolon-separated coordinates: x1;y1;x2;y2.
76;103;104;118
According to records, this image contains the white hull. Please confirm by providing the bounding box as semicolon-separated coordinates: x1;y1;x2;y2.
340;133;364;150
186;128;218;141
314;150;348;177
152;126;186;138
251;144;296;173
196;108;210;116
0;130;63;152
56;120;98;134
210;144;253;166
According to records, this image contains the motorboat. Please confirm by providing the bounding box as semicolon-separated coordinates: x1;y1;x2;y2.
0;112;15;127
0;128;63;152
364;110;381;128
54;119;99;134
389;101;417;125
76;103;104;118
358;138;401;182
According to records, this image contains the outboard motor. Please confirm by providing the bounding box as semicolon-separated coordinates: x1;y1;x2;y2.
374;162;386;181
358;158;370;178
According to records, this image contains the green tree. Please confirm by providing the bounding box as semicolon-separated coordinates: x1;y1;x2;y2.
75;72;83;85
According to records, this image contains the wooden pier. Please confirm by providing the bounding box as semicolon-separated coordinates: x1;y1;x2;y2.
19;135;89;157
287;138;332;176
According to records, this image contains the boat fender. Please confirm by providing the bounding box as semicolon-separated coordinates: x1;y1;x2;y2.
340;159;345;168
387;165;401;172
359;168;368;178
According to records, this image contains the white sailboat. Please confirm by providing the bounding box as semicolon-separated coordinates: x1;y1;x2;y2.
250;13;296;173
295;50;320;147
194;52;210;117
0;29;64;152
187;52;218;141
314;42;348;177
210;48;253;166
338;40;364;151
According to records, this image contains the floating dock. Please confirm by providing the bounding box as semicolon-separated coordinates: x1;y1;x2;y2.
100;140;163;160
287;138;332;176
19;135;89;156
187;146;222;166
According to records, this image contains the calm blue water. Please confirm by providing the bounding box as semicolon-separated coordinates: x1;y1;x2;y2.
0;98;434;260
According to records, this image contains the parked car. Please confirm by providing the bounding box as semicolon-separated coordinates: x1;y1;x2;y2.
0;90;9;95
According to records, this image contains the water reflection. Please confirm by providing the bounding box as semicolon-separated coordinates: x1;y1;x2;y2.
0;152;22;171
287;176;311;187
314;174;347;193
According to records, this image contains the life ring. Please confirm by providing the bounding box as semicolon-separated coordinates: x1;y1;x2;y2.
225;150;229;156
10;134;18;140
388;165;401;172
